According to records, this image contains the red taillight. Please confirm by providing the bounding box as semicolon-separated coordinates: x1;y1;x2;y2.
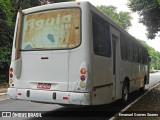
80;75;85;81
9;68;13;78
10;73;13;78
18;93;22;96
80;68;87;81
10;68;13;73
63;97;69;100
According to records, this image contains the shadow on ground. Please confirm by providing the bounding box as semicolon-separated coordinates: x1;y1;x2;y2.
28;90;147;120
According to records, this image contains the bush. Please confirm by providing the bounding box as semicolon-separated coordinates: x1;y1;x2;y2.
150;69;156;73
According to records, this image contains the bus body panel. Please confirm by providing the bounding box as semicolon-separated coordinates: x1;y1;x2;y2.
68;2;92;92
120;61;148;93
17;51;69;91
92;56;113;105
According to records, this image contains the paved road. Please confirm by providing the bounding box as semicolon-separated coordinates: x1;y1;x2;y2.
0;72;159;120
146;71;160;89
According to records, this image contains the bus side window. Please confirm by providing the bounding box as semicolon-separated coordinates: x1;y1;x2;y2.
92;14;111;57
92;18;99;55
120;34;127;61
103;24;111;57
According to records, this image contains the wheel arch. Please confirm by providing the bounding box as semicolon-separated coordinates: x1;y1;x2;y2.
144;75;147;85
123;76;130;91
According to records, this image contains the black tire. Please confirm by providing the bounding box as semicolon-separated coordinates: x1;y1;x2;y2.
122;82;129;104
139;79;146;92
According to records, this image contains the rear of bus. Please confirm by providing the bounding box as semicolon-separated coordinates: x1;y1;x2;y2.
7;2;92;105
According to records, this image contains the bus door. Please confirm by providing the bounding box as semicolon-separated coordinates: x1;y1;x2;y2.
110;27;120;101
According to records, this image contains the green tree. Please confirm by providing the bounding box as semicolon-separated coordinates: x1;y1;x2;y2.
0;0;13;25
12;0;75;20
139;40;160;70
97;5;132;30
127;0;160;39
0;0;14;81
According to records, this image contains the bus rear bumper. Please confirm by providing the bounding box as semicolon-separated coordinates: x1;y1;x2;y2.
7;88;91;105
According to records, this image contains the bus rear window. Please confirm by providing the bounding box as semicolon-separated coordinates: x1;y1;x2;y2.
21;8;81;50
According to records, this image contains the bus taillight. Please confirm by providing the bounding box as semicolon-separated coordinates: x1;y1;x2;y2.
10;68;13;73
9;68;14;86
18;93;22;96
63;97;69;100
80;75;86;81
80;68;86;74
9;68;13;78
80;68;87;81
9;73;13;78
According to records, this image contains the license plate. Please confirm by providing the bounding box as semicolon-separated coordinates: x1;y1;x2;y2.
37;83;51;89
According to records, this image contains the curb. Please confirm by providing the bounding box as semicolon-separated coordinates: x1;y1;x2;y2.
0;93;7;96
0;90;7;93
0;88;7;96
109;82;160;120
0;89;7;94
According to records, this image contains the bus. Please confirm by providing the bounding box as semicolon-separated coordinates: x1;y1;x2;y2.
7;1;149;105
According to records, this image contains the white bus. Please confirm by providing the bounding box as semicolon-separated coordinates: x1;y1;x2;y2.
7;1;149;105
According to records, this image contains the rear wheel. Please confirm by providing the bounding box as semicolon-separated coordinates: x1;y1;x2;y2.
122;82;129;104
139;78;146;92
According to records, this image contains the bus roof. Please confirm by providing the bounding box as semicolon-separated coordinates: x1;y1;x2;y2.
22;1;89;14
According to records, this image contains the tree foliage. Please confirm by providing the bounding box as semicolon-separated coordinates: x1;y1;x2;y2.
0;0;14;81
97;5;132;30
140;40;160;70
127;0;160;39
12;0;75;20
0;0;13;25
